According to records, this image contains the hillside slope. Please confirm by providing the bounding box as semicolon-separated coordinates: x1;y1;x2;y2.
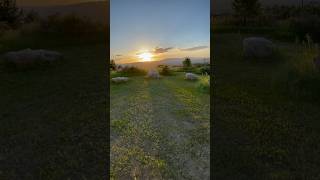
22;1;108;23
213;0;319;15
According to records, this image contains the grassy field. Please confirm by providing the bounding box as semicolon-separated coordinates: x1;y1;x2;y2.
213;33;320;179
0;34;108;179
110;73;210;179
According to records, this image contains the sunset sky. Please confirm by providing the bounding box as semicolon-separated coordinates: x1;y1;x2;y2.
111;0;210;64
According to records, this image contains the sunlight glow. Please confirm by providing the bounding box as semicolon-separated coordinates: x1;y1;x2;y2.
138;52;153;62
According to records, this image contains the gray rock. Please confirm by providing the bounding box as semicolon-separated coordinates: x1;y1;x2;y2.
243;37;274;58
147;70;160;79
2;49;63;68
111;77;129;83
185;73;198;80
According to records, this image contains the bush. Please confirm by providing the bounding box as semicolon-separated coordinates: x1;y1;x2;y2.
23;10;40;24
110;60;116;70
0;0;23;27
183;57;192;69
274;44;320;101
159;65;172;76
290;15;320;43
41;13;105;36
199;65;210;75
197;74;210;93
117;66;146;77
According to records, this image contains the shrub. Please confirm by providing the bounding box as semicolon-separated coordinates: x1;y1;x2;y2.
199;65;210;75
110;60;116;70
290;15;320;43
41;13;105;36
274;44;320;101
23;10;40;24
0;0;23;27
183;57;192;69
232;0;261;26
197;74;210;93
117;66;146;77
159;65;172;76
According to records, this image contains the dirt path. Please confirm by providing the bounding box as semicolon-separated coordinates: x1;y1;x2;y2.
110;75;210;179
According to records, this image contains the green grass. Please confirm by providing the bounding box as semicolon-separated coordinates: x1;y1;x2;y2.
0;33;108;179
110;73;210;179
213;33;320;179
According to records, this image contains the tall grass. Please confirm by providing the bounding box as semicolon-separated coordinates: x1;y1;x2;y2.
275;37;320;101
197;74;210;93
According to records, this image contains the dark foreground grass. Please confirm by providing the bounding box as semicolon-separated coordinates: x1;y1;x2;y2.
0;36;108;179
213;33;320;179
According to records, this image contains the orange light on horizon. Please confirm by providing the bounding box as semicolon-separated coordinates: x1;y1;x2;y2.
138;52;153;62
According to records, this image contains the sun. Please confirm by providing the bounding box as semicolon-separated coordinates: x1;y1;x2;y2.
138;52;153;62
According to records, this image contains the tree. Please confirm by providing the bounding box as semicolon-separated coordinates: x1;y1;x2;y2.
183;57;192;68
110;60;116;70
0;0;23;25
160;65;171;76
24;10;40;23
232;0;261;25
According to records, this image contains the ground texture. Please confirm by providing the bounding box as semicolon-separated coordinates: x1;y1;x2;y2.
110;73;210;179
213;33;320;179
0;43;108;179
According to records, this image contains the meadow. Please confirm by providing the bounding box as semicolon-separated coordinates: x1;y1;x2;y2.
110;71;210;179
0;19;108;178
213;32;320;179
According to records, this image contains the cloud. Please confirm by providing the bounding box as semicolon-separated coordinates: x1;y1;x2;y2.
180;46;208;51
116;54;122;57
153;47;174;54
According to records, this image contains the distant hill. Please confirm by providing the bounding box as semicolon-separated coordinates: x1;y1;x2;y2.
22;1;108;24
213;0;320;15
17;0;102;7
120;58;210;70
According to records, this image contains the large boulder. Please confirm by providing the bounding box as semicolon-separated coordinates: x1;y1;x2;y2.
185;73;198;80
111;77;129;83
147;70;160;79
243;37;274;58
2;49;63;68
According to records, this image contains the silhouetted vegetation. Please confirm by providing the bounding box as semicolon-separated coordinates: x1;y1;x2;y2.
214;2;320;43
0;0;23;26
159;65;173;76
232;0;261;25
41;13;105;36
182;57;193;72
23;10;40;24
199;65;210;75
111;66;146;77
110;60;116;70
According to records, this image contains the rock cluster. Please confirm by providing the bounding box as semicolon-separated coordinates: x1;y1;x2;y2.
243;37;274;58
147;70;160;79
111;77;129;83
185;73;198;80
2;49;63;68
